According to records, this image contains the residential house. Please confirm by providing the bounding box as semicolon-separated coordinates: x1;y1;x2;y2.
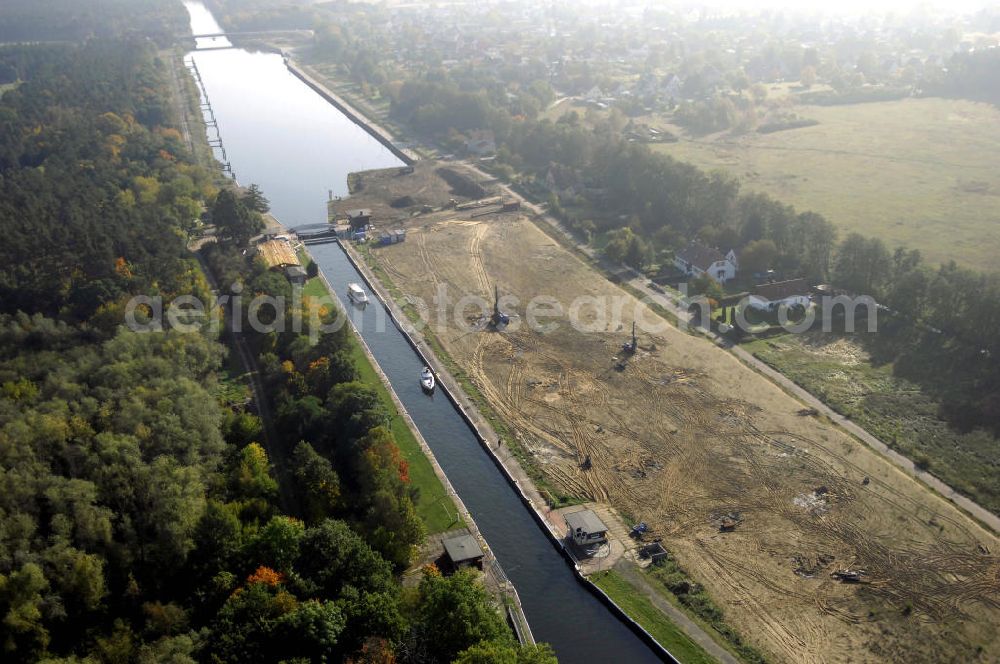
673;242;738;283
747;278;811;311
285;265;307;285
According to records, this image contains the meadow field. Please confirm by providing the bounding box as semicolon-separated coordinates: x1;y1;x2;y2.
651;97;1000;267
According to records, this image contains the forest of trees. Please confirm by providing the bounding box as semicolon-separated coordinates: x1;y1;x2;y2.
0;41;211;320
924;48;1000;106
0;16;552;664
0;0;186;45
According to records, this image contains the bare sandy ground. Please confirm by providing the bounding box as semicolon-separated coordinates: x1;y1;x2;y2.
357;172;999;662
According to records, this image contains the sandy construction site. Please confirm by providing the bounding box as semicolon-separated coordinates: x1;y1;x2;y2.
347;167;1000;663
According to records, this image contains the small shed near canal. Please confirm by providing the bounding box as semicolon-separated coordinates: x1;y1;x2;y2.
565;509;609;547
442;533;485;571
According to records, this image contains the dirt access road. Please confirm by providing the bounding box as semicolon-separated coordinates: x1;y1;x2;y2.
361;171;1000;663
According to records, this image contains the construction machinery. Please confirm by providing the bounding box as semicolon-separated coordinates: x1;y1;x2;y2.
831;569;869;583
621;322;638;355
490;284;510;328
612;322;638;371
717;511;743;532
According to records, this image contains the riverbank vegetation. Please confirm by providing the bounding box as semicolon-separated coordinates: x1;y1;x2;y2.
0;18;553;664
297;252;461;533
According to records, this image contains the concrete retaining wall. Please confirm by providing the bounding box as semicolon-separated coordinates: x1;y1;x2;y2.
283;58;416;166
337;241;678;664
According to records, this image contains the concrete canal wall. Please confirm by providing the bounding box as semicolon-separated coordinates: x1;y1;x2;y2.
283;58;417;166
336;240;678;664
308;247;535;647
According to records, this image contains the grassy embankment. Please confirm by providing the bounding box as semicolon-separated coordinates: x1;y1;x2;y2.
651;97;1000;268
299;252;461;533
742;332;1000;515
590;570;719;664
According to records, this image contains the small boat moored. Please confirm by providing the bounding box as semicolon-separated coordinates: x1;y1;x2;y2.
347;282;369;305
420;366;436;393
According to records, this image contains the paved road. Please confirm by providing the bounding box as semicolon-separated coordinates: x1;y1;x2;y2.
456;159;1000;536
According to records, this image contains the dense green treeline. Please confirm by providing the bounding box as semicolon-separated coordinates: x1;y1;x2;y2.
199;190;555;664
201;207;559;657
0;41;212;320
0;316;225;659
838;243;1000;439
0;0;186;45
0;36;220;660
924;49;1000;106
203;238;427;569
390;73;840;282
0;31;552;663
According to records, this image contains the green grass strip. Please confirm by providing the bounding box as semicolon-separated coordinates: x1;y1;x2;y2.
300;251;461;533
591;570;719;664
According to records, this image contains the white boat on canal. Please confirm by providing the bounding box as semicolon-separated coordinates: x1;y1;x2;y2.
347;282;369;305
420;366;436;393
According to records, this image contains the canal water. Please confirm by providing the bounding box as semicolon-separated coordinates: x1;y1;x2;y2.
184;3;663;661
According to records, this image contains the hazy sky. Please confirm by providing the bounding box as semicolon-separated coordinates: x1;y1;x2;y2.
684;0;989;16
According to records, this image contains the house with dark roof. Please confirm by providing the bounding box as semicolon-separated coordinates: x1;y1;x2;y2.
565;509;608;547
346;209;372;231
442;533;485;571
285;265;307;285
673;242;738;283
748;278;811;311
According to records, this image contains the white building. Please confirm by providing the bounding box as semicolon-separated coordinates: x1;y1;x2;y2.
747;278;811;311
674;242;738;283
